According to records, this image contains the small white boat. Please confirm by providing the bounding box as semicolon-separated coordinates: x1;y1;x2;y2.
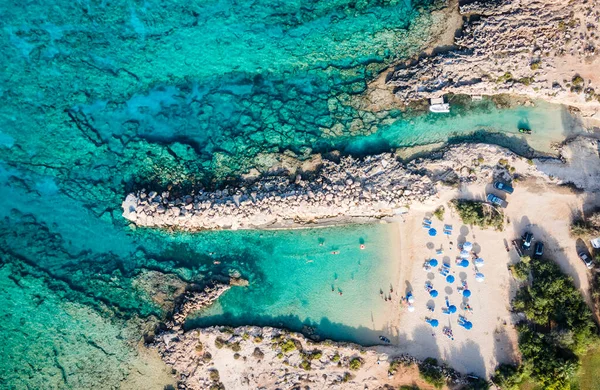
429;97;450;113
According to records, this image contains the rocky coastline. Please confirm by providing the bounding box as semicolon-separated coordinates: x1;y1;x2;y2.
122;153;437;230
121;138;599;231
151;283;477;390
388;0;600;119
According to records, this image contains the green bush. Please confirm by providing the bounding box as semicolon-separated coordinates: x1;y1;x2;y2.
492;364;524;390
349;357;362;371
299;360;311;370
280;339;296;353
311;351;322;360
214;337;226;349
572;75;585;86
209;369;220;382
510;259;530;281
530;61;541;70
418;358;445;389
518;76;534;86
331;353;340;363
570;212;600;237
512;256;598;388
342;372;354;382
497;72;513;83
450;199;504;231
230;342;241;352
433;206;445;221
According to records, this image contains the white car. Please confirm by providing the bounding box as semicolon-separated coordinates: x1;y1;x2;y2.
591;237;600;249
579;252;594;269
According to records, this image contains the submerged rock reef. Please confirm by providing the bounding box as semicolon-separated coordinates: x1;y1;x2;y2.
389;0;600;117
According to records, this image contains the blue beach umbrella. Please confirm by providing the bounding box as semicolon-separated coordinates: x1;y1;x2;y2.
463;289;472;298
446;275;455;283
426;319;439;328
428;228;437;237
448;305;457;313
430;289;439;298
429;259;439;267
460;321;473;330
458;259;469;268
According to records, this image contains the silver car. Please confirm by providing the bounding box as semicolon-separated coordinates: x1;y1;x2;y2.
579;252;594;269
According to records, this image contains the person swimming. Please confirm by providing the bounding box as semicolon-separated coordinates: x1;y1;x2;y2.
360;244;365;250
331;251;339;255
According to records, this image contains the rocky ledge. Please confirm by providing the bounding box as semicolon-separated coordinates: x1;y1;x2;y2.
122;153;436;230
122;139;600;231
389;0;600;118
152;284;478;390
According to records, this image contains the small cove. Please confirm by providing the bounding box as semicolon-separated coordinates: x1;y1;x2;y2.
185;223;402;346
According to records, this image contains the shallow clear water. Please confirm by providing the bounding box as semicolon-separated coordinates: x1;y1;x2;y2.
0;0;585;387
187;223;401;345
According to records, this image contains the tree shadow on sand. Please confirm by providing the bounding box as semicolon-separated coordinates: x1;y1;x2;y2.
448;339;487;377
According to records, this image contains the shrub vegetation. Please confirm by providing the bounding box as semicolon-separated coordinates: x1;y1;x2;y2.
349;357;362;371
433;206;445;221
418;358;445;389
450;199;504;230
509;256;597;389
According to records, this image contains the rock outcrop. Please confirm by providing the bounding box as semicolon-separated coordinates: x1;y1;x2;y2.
123;153;436;230
123;138;600;231
388;0;600;118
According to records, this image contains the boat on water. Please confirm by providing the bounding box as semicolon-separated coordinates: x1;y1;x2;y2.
379;335;391;343
429;97;450;113
518;128;532;134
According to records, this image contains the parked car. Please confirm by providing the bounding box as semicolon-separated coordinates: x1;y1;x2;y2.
486;193;508;208
534;242;544;257
579;252;594;269
522;232;534;250
494;181;514;194
591;237;600;249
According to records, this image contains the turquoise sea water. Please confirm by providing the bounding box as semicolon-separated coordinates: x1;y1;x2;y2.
0;0;585;388
187;223;402;345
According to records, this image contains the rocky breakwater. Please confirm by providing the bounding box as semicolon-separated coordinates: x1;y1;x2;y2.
122;153;436;230
388;0;600;118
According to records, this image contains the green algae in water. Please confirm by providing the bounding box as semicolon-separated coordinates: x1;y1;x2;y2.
185;223;403;346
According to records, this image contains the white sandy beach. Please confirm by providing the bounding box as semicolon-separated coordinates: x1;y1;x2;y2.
390;146;600;377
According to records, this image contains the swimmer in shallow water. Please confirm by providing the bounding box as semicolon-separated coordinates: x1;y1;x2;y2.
360;244;365;250
331;251;339;255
